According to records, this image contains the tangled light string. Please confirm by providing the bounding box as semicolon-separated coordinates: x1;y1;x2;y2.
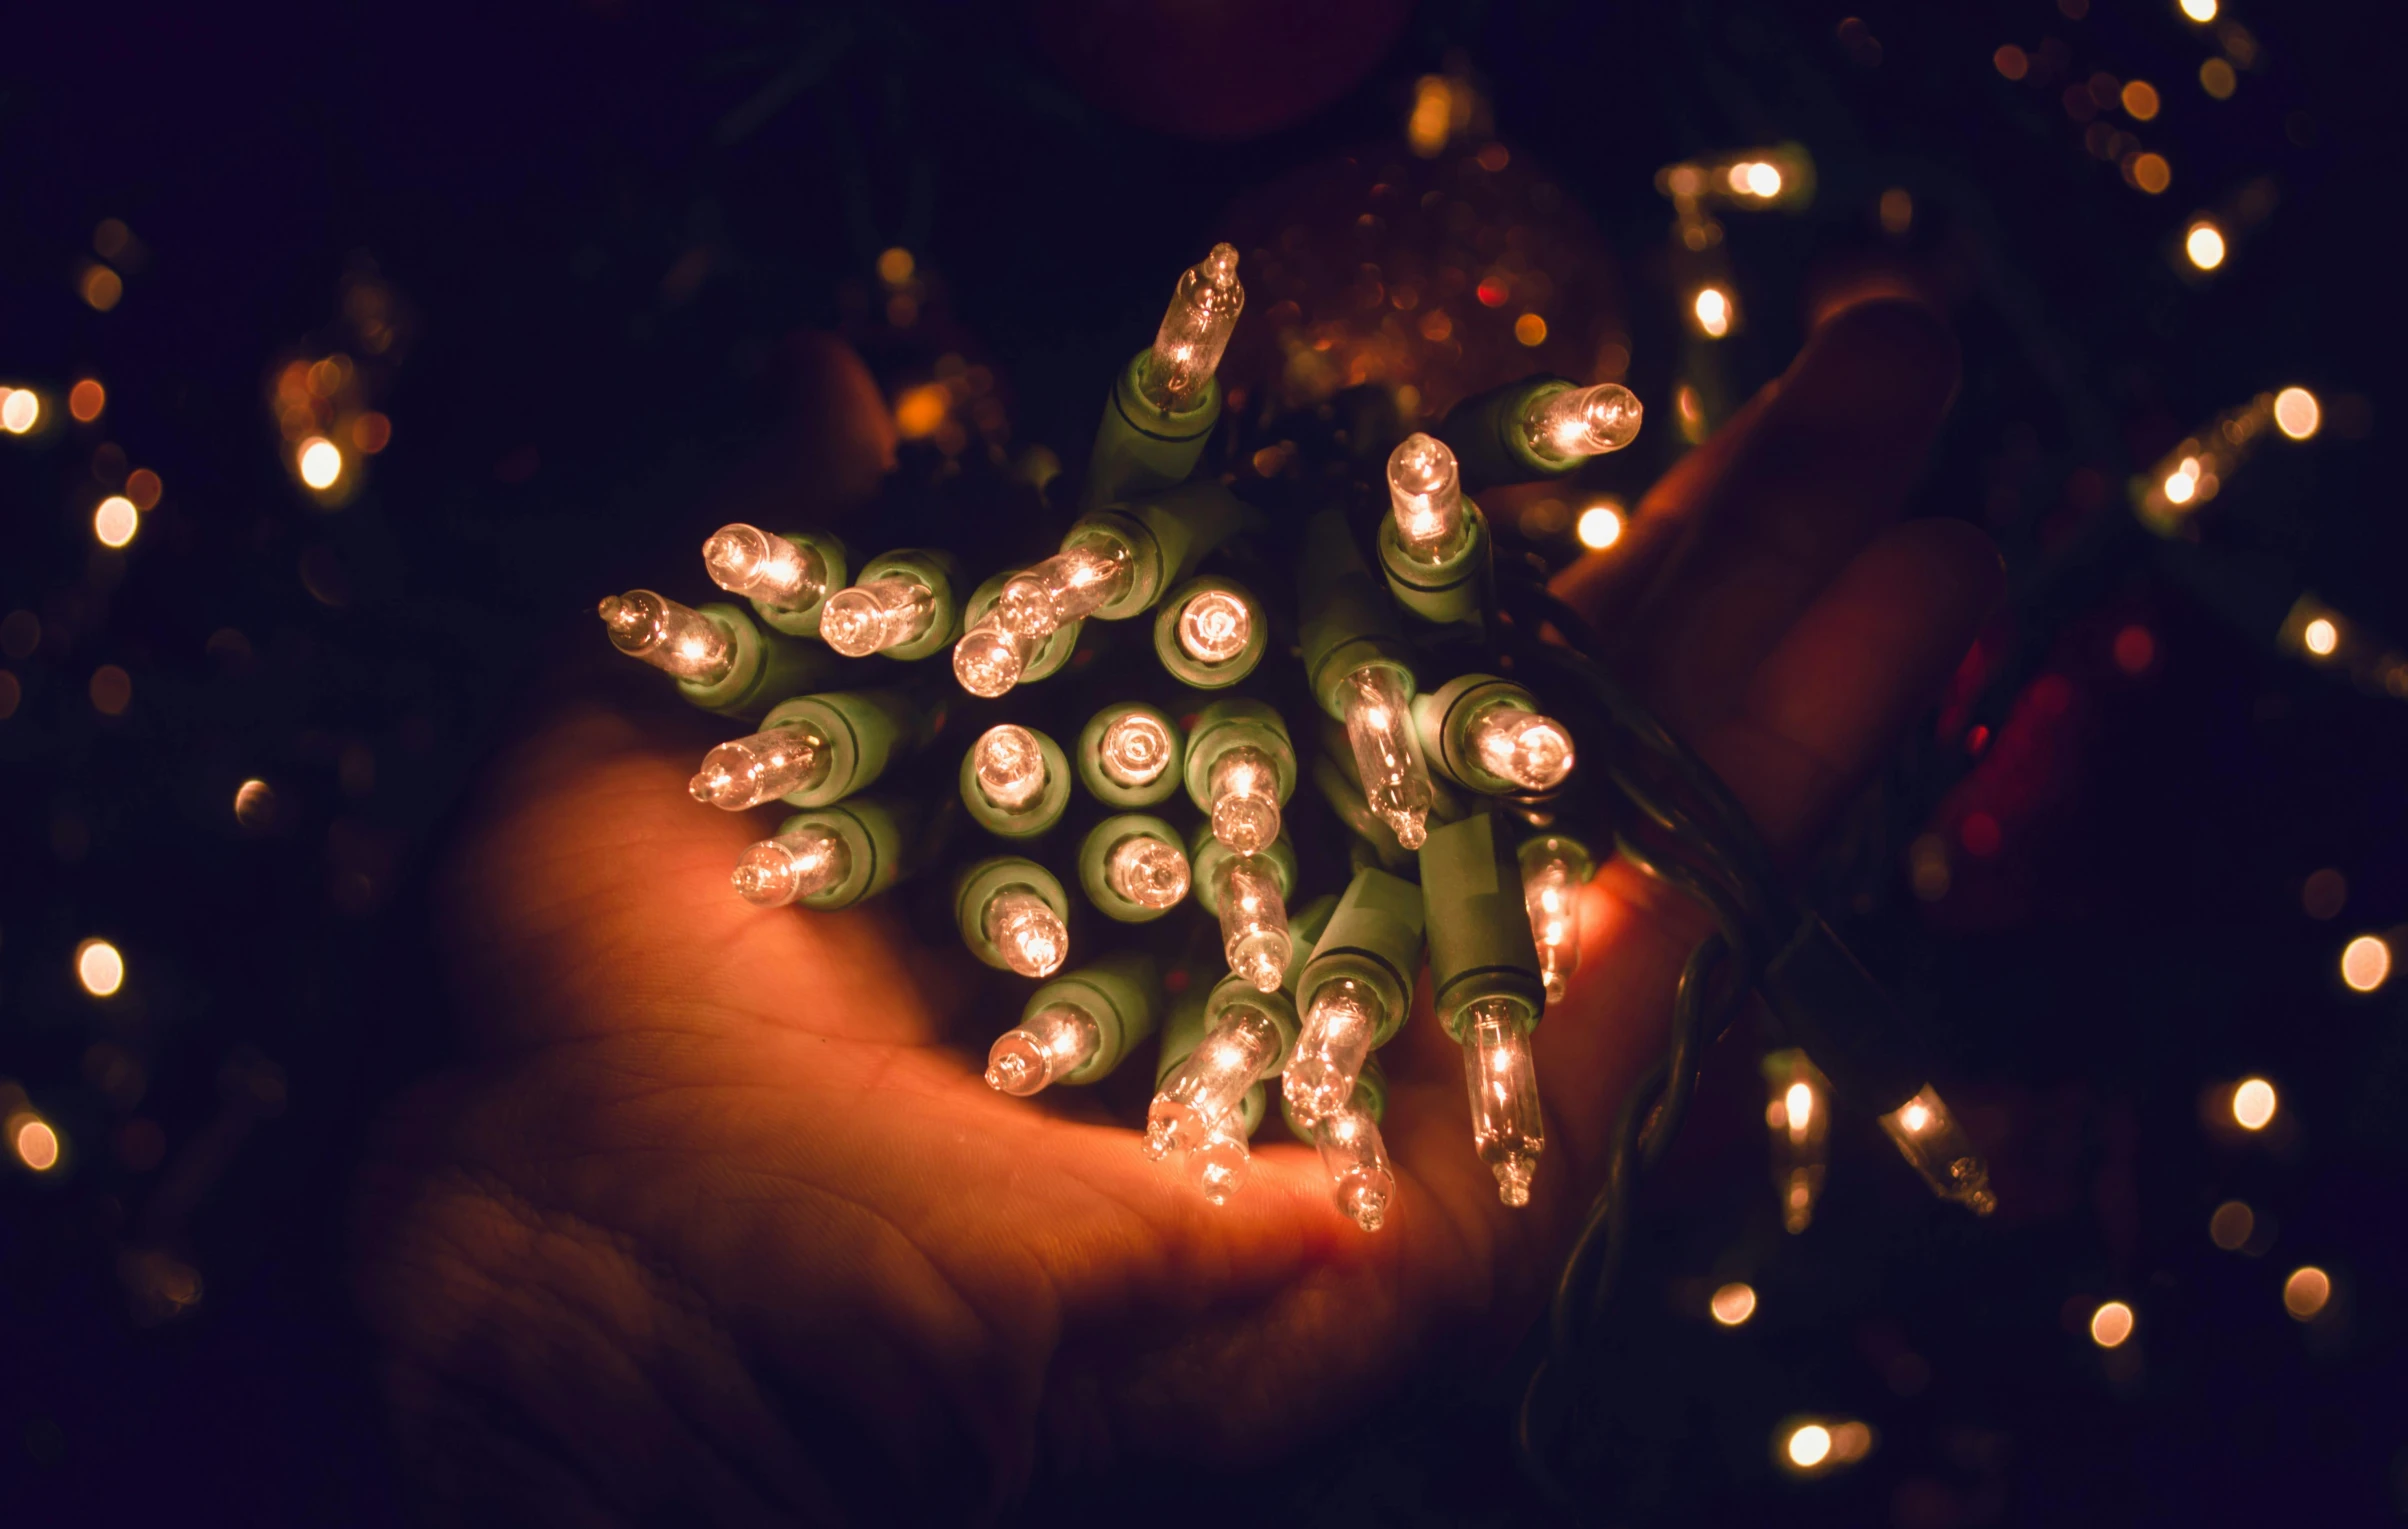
595;243;1989;1299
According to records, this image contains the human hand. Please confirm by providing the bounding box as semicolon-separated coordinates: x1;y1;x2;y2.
355;299;1996;1524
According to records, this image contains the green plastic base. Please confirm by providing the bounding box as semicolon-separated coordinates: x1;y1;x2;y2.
761;689;920;808
680;603;841;719
1085;350;1220;512
750;530;849;638
953;857;1071;974
1078;814;1187;923
1296;869;1426;1048
1375;501;1489;629
1076;703;1185;809
960;726;1071;839
1023;952;1161;1084
1420;812;1545;1038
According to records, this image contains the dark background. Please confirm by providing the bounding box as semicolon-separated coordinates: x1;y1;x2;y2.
5;0;2407;1522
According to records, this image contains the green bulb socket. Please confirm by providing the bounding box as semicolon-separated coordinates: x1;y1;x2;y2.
1412;673;1544;795
1375;497;1490;628
963;572;1080;686
1436;376;1583;489
1021;951;1162;1085
1188;822;1299;919
1419;812;1545;1040
1152;574;1267;688
1297;510;1417;721
749;530;850;638
1519;832;1597;886
1154;986;1268;1139
959;725;1072;839
1181;698;1297;819
1077;813;1189;924
681;602;842;718
1280;1054;1389;1138
767;795;924;910
1075;702;1186;809
847;547;963;661
758;688;923;808
1085;349;1222;512
1296;868;1426;1050
953;857;1071;975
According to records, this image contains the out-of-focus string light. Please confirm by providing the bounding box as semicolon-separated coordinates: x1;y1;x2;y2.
2185;221;2227;270
1693;286;1734;338
93;495;139;549
2232;1076;2278;1130
2209;1199;2255;1251
1575;502;1625;551
11;1115;60;1172
2283;1266;2331;1320
2089;1300;2135;1349
76;938;125;997
68;379;105;422
2180;0;2216;21
1765;1048;1832;1233
2200;57;2238;99
1710;1282;1757;1326
2273;386;2321;440
1878;1085;1996;1214
2341;934;2391;992
2135;391;2312;534
0;387;41;435
298;436;344;490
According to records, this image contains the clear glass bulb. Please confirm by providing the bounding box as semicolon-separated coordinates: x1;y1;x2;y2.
1208;745;1283;857
1313;1106;1396;1233
1177;589;1254;664
820;575;936;657
1188;1115;1252;1206
984;1002;1101;1097
1138;242;1244;412
995;536;1132;640
1765;1051;1831;1235
1468;703;1576;792
1386;432;1469;563
1283;979;1381;1127
1522;850;1581;1005
689;723;830;810
1522;382;1643;464
1098;711;1175;789
1462;997;1545;1207
700;524;825;609
972;724;1050;812
1214;854;1291;993
597;590;736;685
1340;665;1434;850
953;619;1034;698
1879;1084;1997;1215
730;825;852;906
981;887;1068;978
1145;1006;1280;1160
1106;834;1191;911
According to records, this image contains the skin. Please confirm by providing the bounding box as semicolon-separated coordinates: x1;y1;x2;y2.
354;298;1997;1525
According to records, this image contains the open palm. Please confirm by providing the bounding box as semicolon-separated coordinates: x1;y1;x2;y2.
355;299;1997;1524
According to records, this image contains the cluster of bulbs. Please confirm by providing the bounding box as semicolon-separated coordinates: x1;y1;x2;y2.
597;243;1991;1238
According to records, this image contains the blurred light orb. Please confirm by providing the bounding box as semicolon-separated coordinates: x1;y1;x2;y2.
2340;935;2390;992
14;1118;60;1171
1709;1282;1757;1326
2282;1266;2330;1320
2184;223;2226;270
76;938;125;997
298;437;344;490
0;388;39;434
69;379;106;422
1576;503;1625;550
2302;618;2338;657
2232;1077;2277;1131
1786;1424;1832;1468
2209;1200;2254;1250
2089;1300;2135;1349
2273;387;2321;440
234;778;277;830
2181;0;2217;20
94;495;139;549
1694;287;1732;338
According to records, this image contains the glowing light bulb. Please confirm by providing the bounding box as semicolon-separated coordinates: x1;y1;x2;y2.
1461;998;1545;1207
1284;980;1381;1127
1177;588;1253;664
1098;711;1175;789
971;724;1050;814
1764;1049;1831;1234
0;387;40;434
1214;854;1292;993
1106;834;1191;911
1340;665;1433;849
820;575;937;657
298;436;344;489
1188;1115;1252;1205
2232;1076;2277;1130
1467;704;1576;792
985;1002;1101;1097
689;723;829;810
2185;222;2227;271
598;590;736;685
1145;1007;1280;1160
1312;1106;1396;1232
1694;287;1732;338
952;619;1033;697
2274;387;2321;441
1208;745;1283;857
1138;242;1244;412
995;536;1133;640
1386;433;1469;563
982;887;1067;978
730;824;852;906
1878;1084;1996;1214
1523;382;1643;464
701;524;825;609
1521;848;1581;1004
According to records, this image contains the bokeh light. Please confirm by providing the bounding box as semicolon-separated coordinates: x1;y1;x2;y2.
2301;868;2347;920
1576;503;1625;550
1710;1282;1757;1326
68;379;105;422
1693;286;1732;338
90;664;132;716
2340;935;2390;993
94;495;139;548
2232;1077;2277;1131
2302;618;2338;657
76;938;126;997
0;388;40;434
2282;1267;2330;1320
234;778;277;829
14;1117;60;1171
2180;0;2216;21
81;264;125;311
2273;387;2321;440
2121;80;2161;120
2089;1300;2135;1348
298;436;344;490
2209;1200;2254;1251
2200;58;2238;99
1786;1424;1832;1468
2184;223;2226;270
2130;153;2171;194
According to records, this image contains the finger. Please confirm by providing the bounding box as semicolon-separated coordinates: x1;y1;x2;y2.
708;333;898;526
1551;298;1961;741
